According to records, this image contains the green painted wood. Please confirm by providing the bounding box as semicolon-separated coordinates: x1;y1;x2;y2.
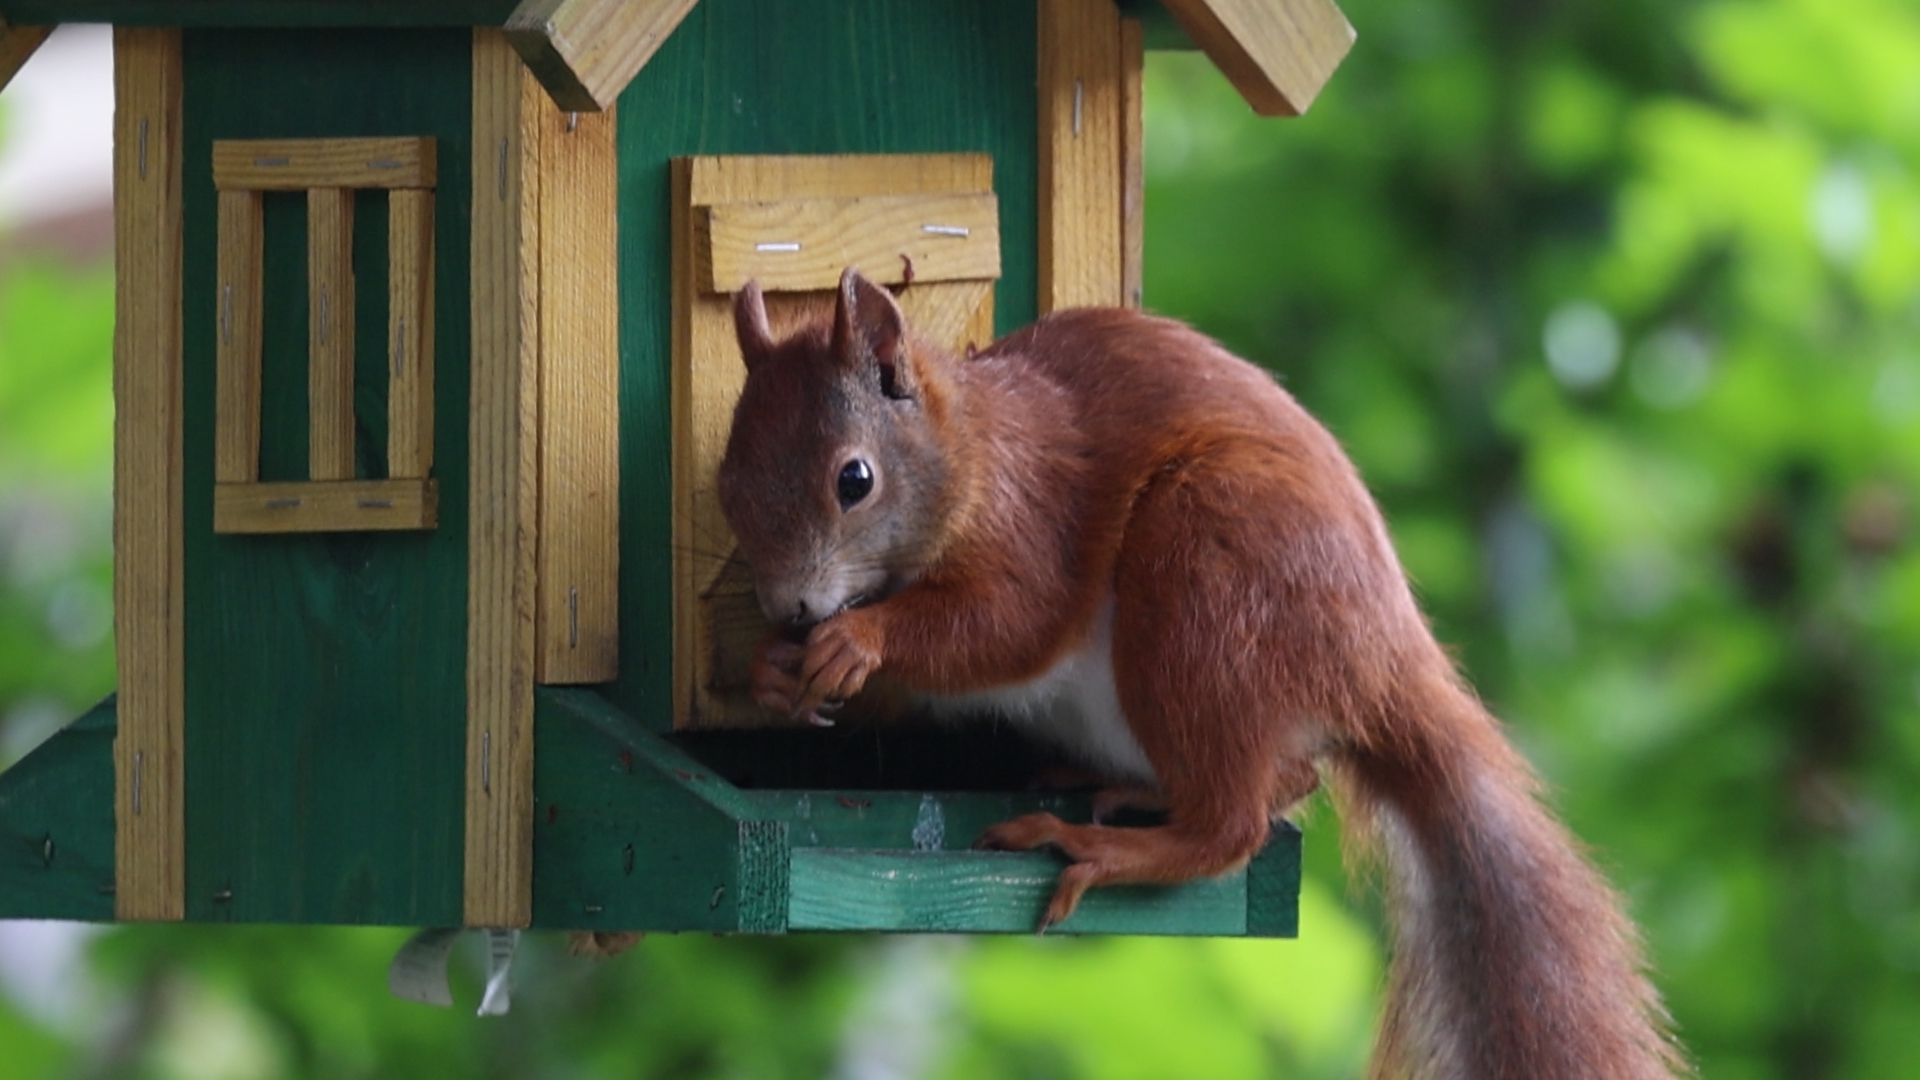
0;698;116;921
535;689;1301;937
788;849;1249;936
1246;820;1302;937
532;687;771;933
749;789;1091;851
179;28;471;926
0;1;517;26
608;0;1040;729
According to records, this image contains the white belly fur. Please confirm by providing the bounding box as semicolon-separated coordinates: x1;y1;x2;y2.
924;599;1157;785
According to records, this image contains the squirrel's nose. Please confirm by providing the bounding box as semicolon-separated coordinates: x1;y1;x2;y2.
756;585;816;629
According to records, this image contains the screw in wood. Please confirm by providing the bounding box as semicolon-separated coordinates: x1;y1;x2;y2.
568;588;580;648
1073;79;1084;136
138;118;149;180
481;731;492;795
922;225;969;238
132;751;143;815
755;241;801;253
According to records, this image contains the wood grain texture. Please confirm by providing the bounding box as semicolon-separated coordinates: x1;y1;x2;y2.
306;186;357;481
180;26;469;927
466;28;541;928
0;19;51;91
531;687;770;933
1038;0;1123;312
504;0;698;111
1120;17;1145;309
212;136;437;190
0;699;117;922
213;478;437;534
214;189;263;483
673;153;999;729
1157;0;1354;117
388;188;436;480
695;192;1001;293
534;102;619;685
111;25;185;923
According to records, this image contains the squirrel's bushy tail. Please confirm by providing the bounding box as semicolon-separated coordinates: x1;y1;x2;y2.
1334;674;1686;1080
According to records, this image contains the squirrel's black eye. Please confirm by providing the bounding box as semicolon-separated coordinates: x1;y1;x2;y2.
837;459;874;510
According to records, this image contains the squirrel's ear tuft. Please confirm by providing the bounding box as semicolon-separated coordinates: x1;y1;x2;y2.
733;280;775;371
833;267;916;400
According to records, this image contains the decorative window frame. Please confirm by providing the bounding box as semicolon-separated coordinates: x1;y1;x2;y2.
211;136;438;533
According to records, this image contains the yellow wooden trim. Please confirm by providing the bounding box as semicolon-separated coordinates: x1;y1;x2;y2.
388;189;436;480
213;479;437;534
111;25;185;923
211;136;437;191
504;0;698;111
672;153;999;728
695;192;1001;294
687;153;993;204
1120;17;1145;310
306;187;357;481
1157;0;1354;117
214;189;263;484
0;19;52;91
533;101;620;685
1038;0;1124;313
465;28;540;928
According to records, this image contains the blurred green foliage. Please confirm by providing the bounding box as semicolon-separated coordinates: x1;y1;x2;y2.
5;0;1920;1075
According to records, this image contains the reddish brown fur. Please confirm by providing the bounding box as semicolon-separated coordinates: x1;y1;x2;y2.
720;271;1686;1080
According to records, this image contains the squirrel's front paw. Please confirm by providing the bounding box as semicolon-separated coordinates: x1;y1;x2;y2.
749;637;806;716
795;612;882;718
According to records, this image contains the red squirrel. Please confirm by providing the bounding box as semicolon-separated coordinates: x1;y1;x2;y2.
718;269;1685;1080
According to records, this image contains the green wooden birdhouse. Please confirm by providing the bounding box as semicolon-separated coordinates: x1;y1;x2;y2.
0;0;1351;939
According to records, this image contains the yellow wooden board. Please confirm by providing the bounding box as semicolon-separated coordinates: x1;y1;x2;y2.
111;25;185;923
214;189;263;485
695;192;1001;294
388;188;436;481
307;187;357;481
213;479;438;534
505;0;699;111
211;136;437;191
673;154;998;728
1158;0;1354;117
465;28;541;928
1121;17;1145;310
533;100;620;685
1038;0;1123;312
0;19;51;92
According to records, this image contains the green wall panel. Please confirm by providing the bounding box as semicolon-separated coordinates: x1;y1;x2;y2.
179;28;471;926
608;0;1041;728
0;698;115;922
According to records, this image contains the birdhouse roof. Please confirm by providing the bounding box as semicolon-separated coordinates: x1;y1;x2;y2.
2;0;1351;116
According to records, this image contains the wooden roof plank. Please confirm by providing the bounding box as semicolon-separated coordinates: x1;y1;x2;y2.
1;18;52;92
505;0;698;112
1159;0;1354;117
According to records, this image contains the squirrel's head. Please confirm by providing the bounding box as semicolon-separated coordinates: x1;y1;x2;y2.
717;268;958;629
